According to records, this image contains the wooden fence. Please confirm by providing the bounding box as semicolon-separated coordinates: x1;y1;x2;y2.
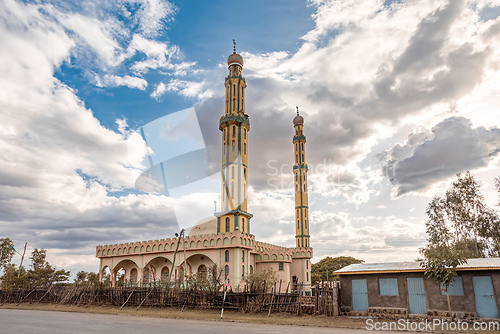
0;285;305;314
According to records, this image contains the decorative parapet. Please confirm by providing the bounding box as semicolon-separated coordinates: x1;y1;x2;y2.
291;247;313;259
96;231;256;258
253;241;294;263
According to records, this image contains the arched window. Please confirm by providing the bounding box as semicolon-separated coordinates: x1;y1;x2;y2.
243;143;246;154
161;267;169;280
279;262;284;271
232;140;235;152
250;265;253;274
305;239;308;247
197;265;207;281
244;184;246;199
302;154;304;162
296;155;298;163
244;168;246;180
306;260;309;269
232;126;236;137
224;265;229;279
305;219;307;229
244;128;246;139
130;268;138;284
225;250;230;262
233;84;235;95
295;174;298;181
306;272;309;281
223;141;225;154
232;166;234;179
242;250;245;262
231;182;234;199
296;184;298;193
242;218;245;232
242;265;245;279
302;143;304;151
143;267;150;285
225;217;230;232
304;183;306;192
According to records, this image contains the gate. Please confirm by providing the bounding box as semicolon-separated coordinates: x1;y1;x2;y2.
473;276;499;318
407;277;426;314
352;279;368;311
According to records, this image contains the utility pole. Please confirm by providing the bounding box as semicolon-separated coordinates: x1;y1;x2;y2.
12;242;27;278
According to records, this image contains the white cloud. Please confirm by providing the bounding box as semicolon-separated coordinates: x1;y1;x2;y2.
151;81;167;99
384;116;500;197
0;0;181;268
96;74;148;90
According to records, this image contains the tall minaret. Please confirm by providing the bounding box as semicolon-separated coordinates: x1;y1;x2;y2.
293;107;310;248
217;41;252;234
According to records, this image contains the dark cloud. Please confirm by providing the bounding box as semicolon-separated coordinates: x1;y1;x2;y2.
385;117;500;196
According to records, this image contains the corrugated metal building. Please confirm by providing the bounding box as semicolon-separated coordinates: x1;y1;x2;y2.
335;258;500;318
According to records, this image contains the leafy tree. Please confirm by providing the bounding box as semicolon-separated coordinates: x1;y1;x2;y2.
0;264;28;290
0;238;15;273
1;248;70;289
419;172;499;314
27;249;71;287
311;256;363;285
419;244;467;314
74;271;100;286
244;268;277;292
424;172;500;258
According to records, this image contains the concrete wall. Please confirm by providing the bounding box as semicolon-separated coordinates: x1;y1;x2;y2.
339;270;500;316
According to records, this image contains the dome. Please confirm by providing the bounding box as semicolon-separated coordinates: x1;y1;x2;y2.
188;216;217;237
293;114;304;126
227;52;244;67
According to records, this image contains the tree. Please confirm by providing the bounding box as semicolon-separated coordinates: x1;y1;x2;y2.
419;244;467;315
423;172;500;258
419;172;499;314
26;249;70;287
74;271;100;286
311;256;363;285
244;268;277;292
0;264;28;290
0;238;15;274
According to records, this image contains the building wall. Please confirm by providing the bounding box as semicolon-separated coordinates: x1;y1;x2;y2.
256;262;291;291
339;270;500;316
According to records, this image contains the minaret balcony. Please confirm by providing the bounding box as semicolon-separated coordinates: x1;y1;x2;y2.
293;164;308;171
292;135;306;142
219;114;250;129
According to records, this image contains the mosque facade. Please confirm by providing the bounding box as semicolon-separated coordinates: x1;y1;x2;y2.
95;47;313;294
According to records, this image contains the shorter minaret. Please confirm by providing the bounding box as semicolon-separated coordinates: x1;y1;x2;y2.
293;107;310;248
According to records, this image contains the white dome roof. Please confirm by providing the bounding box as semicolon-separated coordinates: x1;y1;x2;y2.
188;216;217;236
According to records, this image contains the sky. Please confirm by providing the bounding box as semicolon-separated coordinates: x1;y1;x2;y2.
1;0;500;277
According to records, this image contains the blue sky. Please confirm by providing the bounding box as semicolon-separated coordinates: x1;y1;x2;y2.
1;0;500;276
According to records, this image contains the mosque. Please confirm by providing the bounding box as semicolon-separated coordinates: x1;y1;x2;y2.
96;46;313;294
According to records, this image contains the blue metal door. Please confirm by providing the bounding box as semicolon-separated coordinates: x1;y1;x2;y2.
407;277;427;314
352;279;368;311
473;276;499;318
